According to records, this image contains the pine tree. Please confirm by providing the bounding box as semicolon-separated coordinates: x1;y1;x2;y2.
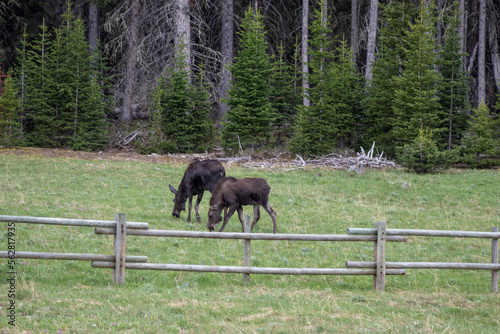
15;28;28;135
67;16;95;147
327;37;364;148
73;76;108;151
438;4;470;150
393;0;444;155
159;51;193;152
24;19;55;146
0;58;6;95
291;1;336;155
50;23;74;145
19;6;108;150
364;0;416;156
189;64;214;151
269;43;299;148
153;48;212;153
461;102;499;158
0;73;22;146
222;7;273;152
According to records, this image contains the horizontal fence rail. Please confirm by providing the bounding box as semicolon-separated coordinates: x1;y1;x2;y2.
347;224;499;292
0;251;147;263
94;228;407;242
91;262;406;276
0;215;149;229
346;261;500;270
2;214;498;291
347;228;500;239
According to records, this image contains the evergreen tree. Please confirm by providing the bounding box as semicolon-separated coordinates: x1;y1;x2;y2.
222;7;273;152
153;49;213;153
461;102;499;158
364;0;415;156
269;43;299;148
72;76;108;151
0;73;22;146
327;37;364;148
397;126;456;174
438;4;470;150
190;65;214;151
159;52;193;152
0;58;6;95
19;6;108;150
291;2;336;155
24;19;55;146
393;0;444;156
15;29;28;135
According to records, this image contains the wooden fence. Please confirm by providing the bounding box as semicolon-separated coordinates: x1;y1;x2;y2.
346;225;500;292
1;214;499;291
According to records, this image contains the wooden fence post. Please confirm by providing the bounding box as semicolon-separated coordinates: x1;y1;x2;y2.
243;215;251;284
373;221;386;291
113;213;127;284
492;227;498;292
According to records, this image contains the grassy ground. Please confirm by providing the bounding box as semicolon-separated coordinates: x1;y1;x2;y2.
0;151;499;333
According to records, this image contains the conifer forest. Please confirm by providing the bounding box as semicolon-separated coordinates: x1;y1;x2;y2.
0;0;499;171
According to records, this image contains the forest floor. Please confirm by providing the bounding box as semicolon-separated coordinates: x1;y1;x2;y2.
0;145;400;172
0;145;401;173
0;146;217;164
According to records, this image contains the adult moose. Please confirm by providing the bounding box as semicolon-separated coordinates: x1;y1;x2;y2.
169;159;225;223
206;177;277;233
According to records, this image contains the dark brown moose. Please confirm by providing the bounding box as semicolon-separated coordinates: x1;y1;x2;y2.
206;177;277;233
169;159;225;223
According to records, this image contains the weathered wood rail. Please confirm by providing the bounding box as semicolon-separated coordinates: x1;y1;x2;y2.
347;225;500;292
1;214;498;292
0;213;148;284
93;217;406;286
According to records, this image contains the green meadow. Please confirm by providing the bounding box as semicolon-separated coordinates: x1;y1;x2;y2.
0;152;499;333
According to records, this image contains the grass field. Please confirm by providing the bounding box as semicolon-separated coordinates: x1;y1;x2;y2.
0;150;499;333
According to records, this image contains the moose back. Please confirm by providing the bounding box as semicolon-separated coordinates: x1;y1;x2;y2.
169;159;225;223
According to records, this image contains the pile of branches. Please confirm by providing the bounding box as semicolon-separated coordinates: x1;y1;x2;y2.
223;142;399;173
297;142;399;173
110;123;149;149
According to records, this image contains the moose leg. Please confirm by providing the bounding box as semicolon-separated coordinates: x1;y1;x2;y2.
251;205;261;231
263;202;277;233
194;192;204;223
236;206;246;231
219;205;237;232
187;195;193;223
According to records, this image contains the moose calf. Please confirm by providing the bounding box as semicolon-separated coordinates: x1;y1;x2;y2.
206;177;277;233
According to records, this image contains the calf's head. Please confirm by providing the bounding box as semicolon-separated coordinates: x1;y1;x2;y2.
169;184;186;218
206;203;223;232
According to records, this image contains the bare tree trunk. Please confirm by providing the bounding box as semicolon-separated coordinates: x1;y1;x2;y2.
88;1;98;52
351;0;359;66
218;0;233;122
488;14;500;92
436;0;443;46
459;0;466;71
121;0;139;124
477;0;486;104
175;0;191;75
365;0;378;84
302;0;310;107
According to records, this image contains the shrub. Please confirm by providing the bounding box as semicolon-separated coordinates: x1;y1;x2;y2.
397;127;456;173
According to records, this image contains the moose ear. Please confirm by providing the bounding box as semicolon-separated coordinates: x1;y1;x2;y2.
169;184;178;195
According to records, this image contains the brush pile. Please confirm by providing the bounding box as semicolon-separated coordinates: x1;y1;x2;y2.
221;142;399;172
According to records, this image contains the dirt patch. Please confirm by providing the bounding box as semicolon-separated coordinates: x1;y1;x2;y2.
0;146;400;172
0;146;218;164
